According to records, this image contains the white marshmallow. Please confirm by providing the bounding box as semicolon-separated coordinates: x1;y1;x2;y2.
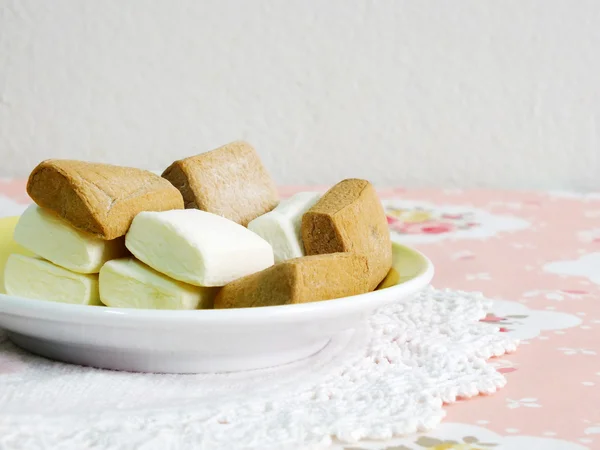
248;192;320;262
4;254;100;305
14;205;127;274
99;258;217;309
125;210;274;287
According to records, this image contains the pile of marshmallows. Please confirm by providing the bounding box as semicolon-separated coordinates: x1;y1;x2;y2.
5;141;392;310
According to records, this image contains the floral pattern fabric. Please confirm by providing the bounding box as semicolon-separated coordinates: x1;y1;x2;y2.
1;183;600;449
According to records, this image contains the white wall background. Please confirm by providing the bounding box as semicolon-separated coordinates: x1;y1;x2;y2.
1;0;599;189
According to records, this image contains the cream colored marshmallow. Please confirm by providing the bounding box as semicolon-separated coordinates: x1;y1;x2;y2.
4;254;101;305
125;210;274;287
248;192;320;262
99;258;217;309
14;205;127;274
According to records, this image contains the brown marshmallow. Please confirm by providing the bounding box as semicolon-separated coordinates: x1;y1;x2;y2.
214;253;370;309
27;160;184;240
301;179;392;290
162;141;279;226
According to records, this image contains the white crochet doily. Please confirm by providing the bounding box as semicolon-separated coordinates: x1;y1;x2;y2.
0;288;517;450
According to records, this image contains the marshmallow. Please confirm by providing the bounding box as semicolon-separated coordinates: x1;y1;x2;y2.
99;258;217;309
302;179;392;290
162;141;279;226
27;159;184;240
125;210;274;287
4;254;101;305
214;253;370;309
248;192;320;263
13;205;127;273
0;216;34;294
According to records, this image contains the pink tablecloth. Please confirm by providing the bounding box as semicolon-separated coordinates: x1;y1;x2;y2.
1;181;599;449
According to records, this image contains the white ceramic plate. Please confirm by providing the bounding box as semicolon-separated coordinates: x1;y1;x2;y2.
0;216;434;373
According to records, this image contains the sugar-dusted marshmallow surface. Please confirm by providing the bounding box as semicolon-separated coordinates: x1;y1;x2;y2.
14;205;127;274
99;258;217;309
248;192;320;263
125;210;274;287
4;254;100;305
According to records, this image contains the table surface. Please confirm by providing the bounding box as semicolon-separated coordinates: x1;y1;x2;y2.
1;180;599;450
